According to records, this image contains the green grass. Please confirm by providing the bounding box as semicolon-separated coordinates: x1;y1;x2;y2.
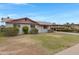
0;32;4;37
0;32;79;54
0;32;6;43
31;33;79;54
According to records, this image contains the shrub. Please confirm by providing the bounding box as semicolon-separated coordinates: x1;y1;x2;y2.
22;26;29;34
30;28;38;34
75;29;79;33
0;28;5;32
4;27;19;36
48;29;54;33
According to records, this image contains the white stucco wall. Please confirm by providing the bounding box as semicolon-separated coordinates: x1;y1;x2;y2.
5;23;31;34
19;24;50;34
35;25;48;33
0;21;6;26
5;23;50;34
6;23;13;27
18;24;31;34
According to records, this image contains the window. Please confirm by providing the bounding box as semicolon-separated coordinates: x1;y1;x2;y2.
30;24;35;28
43;25;48;29
13;24;17;27
13;24;20;28
17;24;20;27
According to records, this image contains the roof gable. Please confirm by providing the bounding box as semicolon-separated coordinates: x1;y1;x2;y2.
6;17;39;25
6;17;52;26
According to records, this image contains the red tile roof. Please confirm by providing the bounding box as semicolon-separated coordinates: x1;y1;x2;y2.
6;17;39;25
6;17;52;26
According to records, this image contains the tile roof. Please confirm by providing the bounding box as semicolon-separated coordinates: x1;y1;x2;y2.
6;17;53;26
6;17;39;25
36;21;53;25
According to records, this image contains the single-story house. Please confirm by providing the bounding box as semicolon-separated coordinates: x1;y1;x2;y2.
2;17;52;34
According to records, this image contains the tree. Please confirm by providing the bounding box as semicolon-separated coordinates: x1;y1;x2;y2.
7;17;10;19
22;26;29;34
1;17;4;22
52;22;56;25
65;22;70;25
71;23;74;25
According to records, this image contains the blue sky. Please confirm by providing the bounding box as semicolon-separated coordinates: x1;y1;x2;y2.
0;3;79;24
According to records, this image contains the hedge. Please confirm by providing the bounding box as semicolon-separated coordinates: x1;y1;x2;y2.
4;27;19;36
30;28;38;34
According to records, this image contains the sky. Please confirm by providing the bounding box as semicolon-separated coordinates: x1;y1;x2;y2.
0;3;79;24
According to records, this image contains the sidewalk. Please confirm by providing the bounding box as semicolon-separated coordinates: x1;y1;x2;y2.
55;43;79;55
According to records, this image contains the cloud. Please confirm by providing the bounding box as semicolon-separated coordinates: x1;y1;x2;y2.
0;3;35;10
7;14;18;17
0;4;8;9
14;3;28;5
13;3;36;7
0;4;16;9
25;10;79;24
0;14;19;19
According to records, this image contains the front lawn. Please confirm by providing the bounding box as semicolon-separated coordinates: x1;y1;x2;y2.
31;33;79;54
0;32;79;54
0;32;6;43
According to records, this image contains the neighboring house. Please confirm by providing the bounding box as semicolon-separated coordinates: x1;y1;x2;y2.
1;17;52;34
